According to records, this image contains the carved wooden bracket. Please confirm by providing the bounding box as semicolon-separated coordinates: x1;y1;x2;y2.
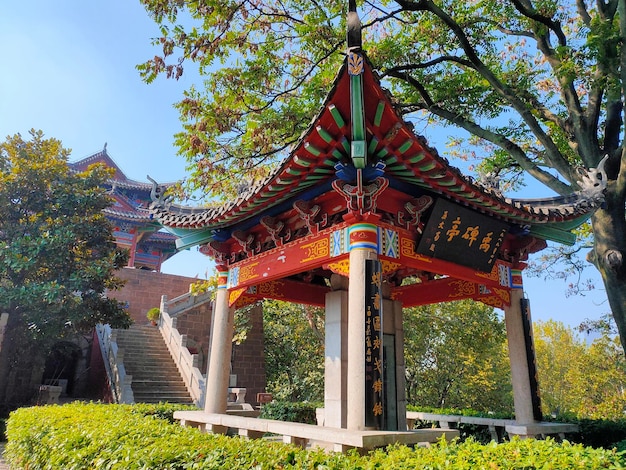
293;200;328;235
260;216;291;247
199;240;229;264
399;195;433;231
232;230;260;256
332;169;389;215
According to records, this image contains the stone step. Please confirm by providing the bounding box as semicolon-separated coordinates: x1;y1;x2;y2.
113;325;194;405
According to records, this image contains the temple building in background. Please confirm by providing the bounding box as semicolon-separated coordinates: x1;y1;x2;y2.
70;145;178;272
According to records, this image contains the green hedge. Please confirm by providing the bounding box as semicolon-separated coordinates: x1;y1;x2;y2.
408;405;626;449
258;400;321;424
5;403;626;469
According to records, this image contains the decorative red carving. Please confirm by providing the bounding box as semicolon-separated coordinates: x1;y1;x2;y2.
401;195;433;231
332;170;389;215
200;240;229;264
260;216;291;246
232;230;260;256
293;200;328;235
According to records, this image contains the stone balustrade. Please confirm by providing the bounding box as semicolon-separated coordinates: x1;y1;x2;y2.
95;324;134;404
165;289;213;317
174;410;459;452
158;298;206;407
406;411;578;440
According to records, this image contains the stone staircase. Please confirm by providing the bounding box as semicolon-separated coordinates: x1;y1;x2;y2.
114;324;194;404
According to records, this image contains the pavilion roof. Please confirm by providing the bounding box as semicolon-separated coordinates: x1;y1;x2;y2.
70;146;176;192
150;55;606;247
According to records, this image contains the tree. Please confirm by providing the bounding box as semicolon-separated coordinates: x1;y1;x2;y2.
262;300;325;402
139;1;626;353
534;319;626;419
403;300;512;412
0;130;131;409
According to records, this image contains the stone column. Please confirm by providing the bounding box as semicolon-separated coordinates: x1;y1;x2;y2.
504;287;541;424
204;267;234;414
324;288;348;428
346;223;378;430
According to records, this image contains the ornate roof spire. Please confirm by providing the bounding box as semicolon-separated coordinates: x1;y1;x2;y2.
347;0;361;51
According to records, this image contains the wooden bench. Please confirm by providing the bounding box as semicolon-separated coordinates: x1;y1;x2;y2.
175;410;459;452
406;412;578;441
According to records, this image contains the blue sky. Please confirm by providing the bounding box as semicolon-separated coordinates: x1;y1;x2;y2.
0;1;610;328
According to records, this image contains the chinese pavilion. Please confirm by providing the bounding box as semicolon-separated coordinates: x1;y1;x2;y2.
70;146;178;272
149;5;606;441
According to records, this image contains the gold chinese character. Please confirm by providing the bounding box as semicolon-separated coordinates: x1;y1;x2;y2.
446;217;461;241
373;402;383;416
462;226;480;247
479;231;493;253
372;292;381;310
373;315;381;332
371;271;382;285
374;357;382;374
434;231;441;242
373;337;381;350
373;378;383;393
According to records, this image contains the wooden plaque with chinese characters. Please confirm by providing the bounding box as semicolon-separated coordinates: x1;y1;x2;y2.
416;198;510;273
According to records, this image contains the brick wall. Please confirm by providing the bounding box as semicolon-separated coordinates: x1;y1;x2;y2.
231;304;266;408
173;302;213;374
109;268;199;324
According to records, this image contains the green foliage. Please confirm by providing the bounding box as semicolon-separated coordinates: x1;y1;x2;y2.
263;300;324;402
258;400;321;425
403;300;512;413
407;405;626;450
0;131;131;348
146;307;161;322
567;417;626;450
5;402;626;469
534;320;626;420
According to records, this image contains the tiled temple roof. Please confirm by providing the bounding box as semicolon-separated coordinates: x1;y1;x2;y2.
70;146;176;191
150;56;607;245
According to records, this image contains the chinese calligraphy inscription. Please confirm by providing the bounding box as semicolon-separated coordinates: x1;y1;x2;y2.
364;259;384;429
416;198;510;273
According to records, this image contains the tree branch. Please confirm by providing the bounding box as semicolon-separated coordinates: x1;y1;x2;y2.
576;0;592;25
385;69;573;195
391;0;575;185
510;0;567;47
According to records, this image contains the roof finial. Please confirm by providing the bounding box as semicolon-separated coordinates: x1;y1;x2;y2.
103;142;107;152
347;0;361;51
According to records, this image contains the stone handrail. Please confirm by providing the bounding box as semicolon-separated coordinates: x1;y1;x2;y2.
175;410;459;452
166;288;213;317
406;411;578;440
95;324;134;404
158;295;206;407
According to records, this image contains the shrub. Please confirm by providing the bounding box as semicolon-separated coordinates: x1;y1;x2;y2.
5;402;625;469
564;417;626;449
407;405;626;449
259;400;321;424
